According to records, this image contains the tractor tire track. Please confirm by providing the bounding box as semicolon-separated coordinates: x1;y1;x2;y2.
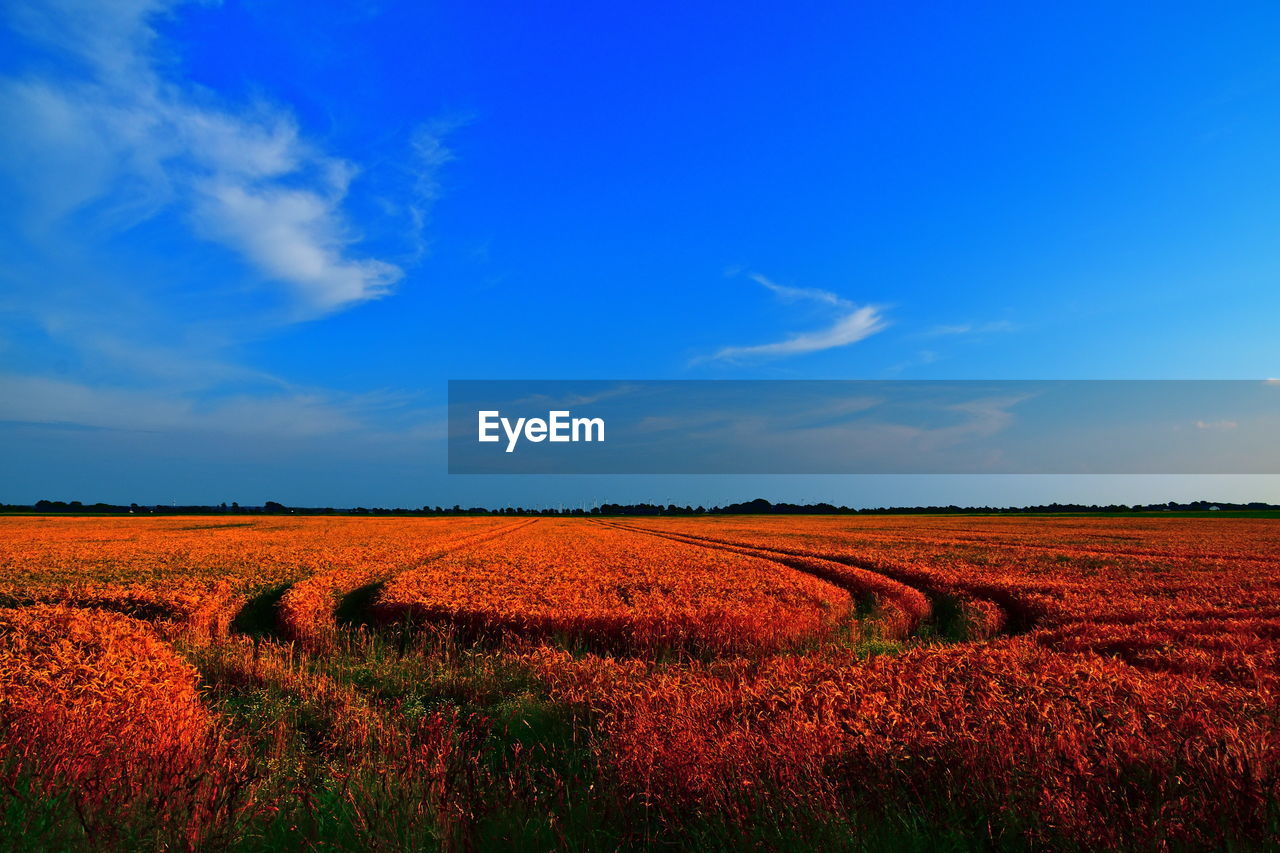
591;520;932;640
267;518;541;647
598;519;1019;641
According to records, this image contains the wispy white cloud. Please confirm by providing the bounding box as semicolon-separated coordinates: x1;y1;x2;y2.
922;320;1018;337
400;117;466;261
0;374;345;436
0;0;435;313
702;274;887;363
1194;419;1238;430
709;308;887;361
0;0;462;447
191;177;402;312
747;273;846;307
0;372;443;440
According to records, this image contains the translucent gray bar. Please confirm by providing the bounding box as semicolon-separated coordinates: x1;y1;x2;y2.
447;380;1280;474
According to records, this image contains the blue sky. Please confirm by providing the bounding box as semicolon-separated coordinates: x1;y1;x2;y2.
1;0;1279;507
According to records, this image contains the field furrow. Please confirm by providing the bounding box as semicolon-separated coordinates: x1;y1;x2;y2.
603;519;1007;639
275;518;540;647
373;518;856;654
593;519;933;639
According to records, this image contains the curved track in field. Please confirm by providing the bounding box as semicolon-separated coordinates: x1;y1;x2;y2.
368;519;861;655
268;518;542;647
596;519;1019;641
598;521;1280;685
589;519;931;639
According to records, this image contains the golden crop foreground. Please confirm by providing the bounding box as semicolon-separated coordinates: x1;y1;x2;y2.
1;514;1279;849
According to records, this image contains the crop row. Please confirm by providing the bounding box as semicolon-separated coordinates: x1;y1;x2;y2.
0;517;509;640
373;519;856;655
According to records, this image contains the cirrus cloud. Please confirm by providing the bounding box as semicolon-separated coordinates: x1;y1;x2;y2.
0;0;440;314
700;273;887;363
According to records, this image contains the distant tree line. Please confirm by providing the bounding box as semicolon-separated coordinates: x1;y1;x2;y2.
3;498;1276;516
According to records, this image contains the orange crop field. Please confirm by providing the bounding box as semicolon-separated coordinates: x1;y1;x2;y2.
2;514;1279;850
375;519;854;654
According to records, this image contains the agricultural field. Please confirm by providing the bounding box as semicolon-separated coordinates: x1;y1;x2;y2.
1;515;1279;850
